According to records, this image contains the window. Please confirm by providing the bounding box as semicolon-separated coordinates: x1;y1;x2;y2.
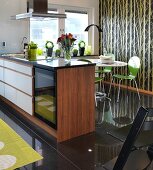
30;6;89;53
65;10;88;49
30;10;58;50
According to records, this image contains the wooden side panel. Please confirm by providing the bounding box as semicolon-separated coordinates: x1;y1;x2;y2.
57;66;95;142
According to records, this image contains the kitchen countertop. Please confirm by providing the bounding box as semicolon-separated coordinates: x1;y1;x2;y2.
0;55;96;70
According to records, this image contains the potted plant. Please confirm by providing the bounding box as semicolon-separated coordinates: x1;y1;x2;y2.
78;40;86;56
45;41;54;57
28;41;38;61
72;48;78;57
55;49;61;57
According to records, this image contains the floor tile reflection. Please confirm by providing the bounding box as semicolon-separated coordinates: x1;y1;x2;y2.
0;107;79;170
0;86;153;169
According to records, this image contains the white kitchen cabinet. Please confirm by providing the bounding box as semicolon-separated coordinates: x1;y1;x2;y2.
0;82;4;96
16;90;33;115
0;59;3;67
4;60;32;76
0;67;3;81
0;59;34;115
4;68;33;96
4;84;17;105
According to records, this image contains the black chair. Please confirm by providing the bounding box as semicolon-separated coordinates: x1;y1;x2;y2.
107;107;153;148
101;106;151;170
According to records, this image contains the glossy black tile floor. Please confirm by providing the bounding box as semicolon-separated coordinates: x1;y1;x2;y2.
1;86;153;170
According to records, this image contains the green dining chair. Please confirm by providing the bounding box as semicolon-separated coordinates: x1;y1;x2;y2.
110;56;141;102
96;53;115;91
77;58;103;85
77;58;106;106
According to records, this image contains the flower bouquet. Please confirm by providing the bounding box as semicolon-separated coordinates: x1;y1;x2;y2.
57;33;76;62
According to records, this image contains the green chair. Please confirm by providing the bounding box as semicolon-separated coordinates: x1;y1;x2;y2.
77;58;107;106
110;56;141;102
77;58;103;86
96;53;115;91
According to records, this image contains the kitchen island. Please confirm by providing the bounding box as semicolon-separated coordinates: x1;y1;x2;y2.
0;56;95;142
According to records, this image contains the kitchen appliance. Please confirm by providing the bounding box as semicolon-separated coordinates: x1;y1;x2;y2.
34;67;57;129
11;0;66;20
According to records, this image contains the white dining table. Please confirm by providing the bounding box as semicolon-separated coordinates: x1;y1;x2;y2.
88;59;127;67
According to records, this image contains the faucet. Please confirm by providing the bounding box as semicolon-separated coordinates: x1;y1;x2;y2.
21;36;28;44
21;37;28;58
84;24;102;32
84;24;102;55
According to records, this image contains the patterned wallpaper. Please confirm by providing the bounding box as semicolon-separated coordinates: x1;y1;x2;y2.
99;0;153;91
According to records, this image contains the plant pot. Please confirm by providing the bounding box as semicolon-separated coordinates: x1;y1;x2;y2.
28;49;37;61
55;51;61;57
79;47;85;56
46;48;53;57
73;53;78;57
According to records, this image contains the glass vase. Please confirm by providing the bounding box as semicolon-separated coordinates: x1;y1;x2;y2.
64;50;71;63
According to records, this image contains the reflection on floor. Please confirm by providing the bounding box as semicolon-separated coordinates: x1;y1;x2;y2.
1;86;153;169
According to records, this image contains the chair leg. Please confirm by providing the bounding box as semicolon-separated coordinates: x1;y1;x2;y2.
133;80;140;100
95;93;97;107
108;77;114;96
117;79;122;102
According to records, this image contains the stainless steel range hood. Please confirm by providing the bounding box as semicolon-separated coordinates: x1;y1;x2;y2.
11;0;66;20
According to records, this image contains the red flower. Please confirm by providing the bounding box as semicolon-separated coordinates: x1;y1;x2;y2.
57;33;76;51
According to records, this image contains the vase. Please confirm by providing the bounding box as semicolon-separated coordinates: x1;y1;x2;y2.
79;47;85;56
28;49;37;61
64;50;71;63
46;48;53;57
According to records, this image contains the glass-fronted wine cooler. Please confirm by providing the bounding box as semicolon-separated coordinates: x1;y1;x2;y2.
34;67;57;129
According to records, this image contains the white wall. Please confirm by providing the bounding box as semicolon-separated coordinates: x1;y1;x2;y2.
0;0;99;54
0;0;28;54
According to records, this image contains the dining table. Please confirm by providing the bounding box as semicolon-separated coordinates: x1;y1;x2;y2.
87;59;127;67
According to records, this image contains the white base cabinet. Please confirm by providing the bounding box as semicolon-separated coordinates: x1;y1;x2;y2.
0;58;33;115
16;90;33;115
0;82;4;97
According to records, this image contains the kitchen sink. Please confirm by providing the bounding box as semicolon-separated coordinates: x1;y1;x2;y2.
2;53;25;59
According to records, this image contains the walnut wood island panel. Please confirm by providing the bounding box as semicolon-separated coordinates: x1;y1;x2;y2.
57;66;95;142
0;56;95;142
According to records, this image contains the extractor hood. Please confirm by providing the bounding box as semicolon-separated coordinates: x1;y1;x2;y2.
11;0;66;20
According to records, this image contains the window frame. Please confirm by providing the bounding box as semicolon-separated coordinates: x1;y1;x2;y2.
30;4;95;54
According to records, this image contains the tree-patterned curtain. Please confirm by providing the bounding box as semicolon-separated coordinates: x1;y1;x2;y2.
99;0;153;91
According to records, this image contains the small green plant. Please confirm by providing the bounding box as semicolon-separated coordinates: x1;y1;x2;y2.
28;41;38;49
78;40;86;48
73;48;78;54
72;48;78;57
45;41;54;49
55;49;61;57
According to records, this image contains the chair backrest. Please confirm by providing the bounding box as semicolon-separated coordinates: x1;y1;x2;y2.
128;56;140;77
112;106;148;170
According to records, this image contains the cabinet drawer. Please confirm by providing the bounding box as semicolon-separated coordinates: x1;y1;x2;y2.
4;68;33;96
0;59;3;67
16;91;33;115
4;84;17;105
0;81;4;96
4;60;33;76
0;67;3;81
